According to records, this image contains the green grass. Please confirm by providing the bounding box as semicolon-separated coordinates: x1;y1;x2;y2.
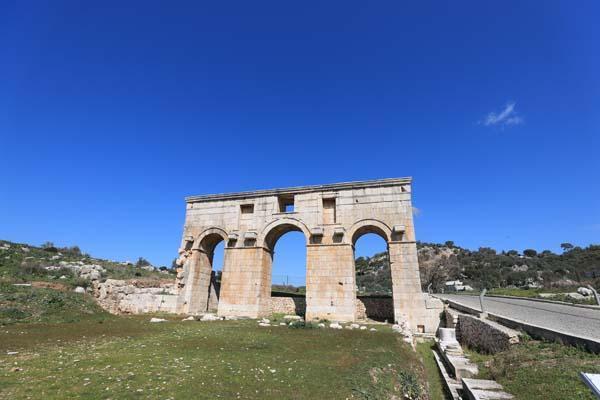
416;342;448;400
0;316;433;399
465;339;600;400
0;283;111;325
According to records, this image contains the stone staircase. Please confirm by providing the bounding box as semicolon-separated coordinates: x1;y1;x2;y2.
434;327;513;400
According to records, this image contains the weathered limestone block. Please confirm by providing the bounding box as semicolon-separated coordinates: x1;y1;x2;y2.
218;247;271;317
306;244;356;321
93;279;178;315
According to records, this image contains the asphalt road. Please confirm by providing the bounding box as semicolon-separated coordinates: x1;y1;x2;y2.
436;294;600;341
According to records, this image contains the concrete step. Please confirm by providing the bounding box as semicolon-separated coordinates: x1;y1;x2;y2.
462;378;514;400
436;341;479;380
431;349;462;400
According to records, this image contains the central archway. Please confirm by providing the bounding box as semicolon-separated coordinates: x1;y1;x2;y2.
349;220;394;322
262;221;309;317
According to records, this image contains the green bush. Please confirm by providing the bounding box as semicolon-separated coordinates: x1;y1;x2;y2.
0;307;31;322
398;370;423;400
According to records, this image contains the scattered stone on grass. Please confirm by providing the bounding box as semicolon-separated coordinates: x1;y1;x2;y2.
200;314;221;321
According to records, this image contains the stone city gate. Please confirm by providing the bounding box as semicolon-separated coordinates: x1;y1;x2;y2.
174;177;436;332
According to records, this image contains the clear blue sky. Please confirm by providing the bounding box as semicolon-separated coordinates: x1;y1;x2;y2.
1;2;598;278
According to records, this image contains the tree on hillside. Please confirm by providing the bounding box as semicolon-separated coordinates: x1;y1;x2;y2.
523;249;537;257
478;247;496;256
41;241;58;252
136;257;151;267
561;243;574;252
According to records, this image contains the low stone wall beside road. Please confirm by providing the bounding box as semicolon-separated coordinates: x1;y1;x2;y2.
456;313;520;354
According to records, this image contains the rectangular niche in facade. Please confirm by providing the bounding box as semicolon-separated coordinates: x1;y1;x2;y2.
322;197;336;224
278;195;295;213
240;204;254;214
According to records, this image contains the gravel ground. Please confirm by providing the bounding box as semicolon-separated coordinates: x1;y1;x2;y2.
436;294;600;341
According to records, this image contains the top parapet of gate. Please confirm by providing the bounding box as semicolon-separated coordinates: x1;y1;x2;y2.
184;177;413;204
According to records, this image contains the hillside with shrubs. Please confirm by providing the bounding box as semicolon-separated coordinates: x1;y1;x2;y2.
0;240;174;289
356;241;600;294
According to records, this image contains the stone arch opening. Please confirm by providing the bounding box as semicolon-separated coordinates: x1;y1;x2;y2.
263;223;308;317
352;227;394;322
186;229;228;314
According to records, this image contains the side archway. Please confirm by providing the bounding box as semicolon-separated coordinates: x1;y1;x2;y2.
347;219;393;246
183;227;229;314
193;227;229;253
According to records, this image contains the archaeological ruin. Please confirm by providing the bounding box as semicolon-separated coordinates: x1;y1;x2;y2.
174;177;441;333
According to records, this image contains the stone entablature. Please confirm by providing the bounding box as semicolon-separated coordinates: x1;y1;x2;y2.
175;177;435;332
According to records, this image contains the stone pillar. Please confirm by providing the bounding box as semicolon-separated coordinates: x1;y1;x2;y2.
207;271;220;313
217;247;272;318
389;241;428;331
306;244;356;322
177;249;212;315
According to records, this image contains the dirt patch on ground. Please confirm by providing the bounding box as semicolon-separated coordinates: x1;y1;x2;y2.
30;281;70;291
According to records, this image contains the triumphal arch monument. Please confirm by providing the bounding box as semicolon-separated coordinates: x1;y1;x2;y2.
175;177;438;332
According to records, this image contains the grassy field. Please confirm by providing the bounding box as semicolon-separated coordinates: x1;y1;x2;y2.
0;284;441;400
465;338;600;400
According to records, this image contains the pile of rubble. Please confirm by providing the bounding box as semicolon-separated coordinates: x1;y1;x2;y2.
45;261;106;281
93;279;178;314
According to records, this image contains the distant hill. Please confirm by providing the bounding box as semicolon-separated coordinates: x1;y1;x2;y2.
355;242;600;293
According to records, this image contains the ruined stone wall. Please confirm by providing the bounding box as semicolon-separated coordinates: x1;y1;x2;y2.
269;296;395;321
269;296;306;315
355;297;394;321
93;279;178;314
456;313;520;354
